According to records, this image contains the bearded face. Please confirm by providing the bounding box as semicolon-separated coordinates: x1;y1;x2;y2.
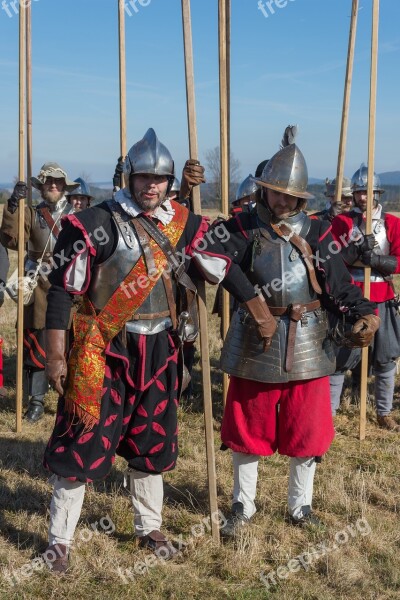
130;174;169;212
41;177;66;205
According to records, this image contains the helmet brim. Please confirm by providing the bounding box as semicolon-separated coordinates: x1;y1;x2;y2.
252;177;314;200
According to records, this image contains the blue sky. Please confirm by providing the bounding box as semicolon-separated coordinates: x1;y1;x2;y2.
1;0;400;184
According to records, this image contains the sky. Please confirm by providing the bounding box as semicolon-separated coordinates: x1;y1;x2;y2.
1;0;400;185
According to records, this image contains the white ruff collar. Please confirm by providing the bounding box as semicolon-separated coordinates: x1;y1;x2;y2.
114;187;175;225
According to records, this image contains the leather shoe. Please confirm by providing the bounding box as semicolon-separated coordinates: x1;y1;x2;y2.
289;505;322;527
43;543;69;574
138;530;179;560
220;502;251;538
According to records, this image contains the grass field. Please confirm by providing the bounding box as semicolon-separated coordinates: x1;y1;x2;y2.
1;210;400;600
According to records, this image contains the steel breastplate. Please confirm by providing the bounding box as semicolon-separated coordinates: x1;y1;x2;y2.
248;211;317;306
349;213;390;283
351;215;389;256
220;210;335;382
27;199;69;257
87;211;172;334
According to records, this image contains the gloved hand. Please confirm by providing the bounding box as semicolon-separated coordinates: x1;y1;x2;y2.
8;181;27;214
45;329;67;396
344;314;380;348
0;289;4;308
356;233;376;255
360;252;397;275
180;159;205;200
245;295;277;351
113;156;125;189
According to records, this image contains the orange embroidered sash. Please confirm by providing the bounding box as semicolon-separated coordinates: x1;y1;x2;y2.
64;202;189;430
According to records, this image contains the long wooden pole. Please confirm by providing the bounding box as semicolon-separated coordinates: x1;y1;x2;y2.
16;4;27;433
118;0;127;185
181;0;220;544
26;1;32;208
334;0;359;204
219;0;230;404
360;0;379;441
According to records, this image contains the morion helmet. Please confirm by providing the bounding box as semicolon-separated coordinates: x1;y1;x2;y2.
124;128;175;183
325;176;353;198
234;174;258;204
351;163;384;194
253;125;314;203
66;177;93;199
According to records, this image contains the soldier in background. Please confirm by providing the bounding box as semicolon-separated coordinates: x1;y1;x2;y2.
0;163;78;422
331;165;400;431
66;178;93;213
313;176;353;222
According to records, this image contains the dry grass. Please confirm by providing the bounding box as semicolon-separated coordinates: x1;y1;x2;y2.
1;216;400;599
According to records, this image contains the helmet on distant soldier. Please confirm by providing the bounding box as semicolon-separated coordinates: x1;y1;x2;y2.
351;163;384;208
231;174;259;212
351;163;384;193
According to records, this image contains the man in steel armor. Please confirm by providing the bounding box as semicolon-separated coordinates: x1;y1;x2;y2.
0;163;79;422
331;164;400;431
42;128;275;571
313;175;353;222
66;177;93;212
213;127;379;535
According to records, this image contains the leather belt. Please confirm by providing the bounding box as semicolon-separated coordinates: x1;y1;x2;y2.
268;299;321;316
131;310;171;320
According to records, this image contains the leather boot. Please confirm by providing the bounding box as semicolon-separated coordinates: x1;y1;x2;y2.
24;395;45;423
377;414;400;432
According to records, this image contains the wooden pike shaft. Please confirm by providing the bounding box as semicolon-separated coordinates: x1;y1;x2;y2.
181;0;220;544
334;0;359;203
26;1;32;208
118;0;127;186
16;4;26;433
219;0;230;404
360;0;379;441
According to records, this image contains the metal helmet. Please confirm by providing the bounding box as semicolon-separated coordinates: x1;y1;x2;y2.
351;163;384;194
324;176;353;198
124;128;175;180
235;174;258;203
66;177;93;199
254;143;314;201
170;177;180;193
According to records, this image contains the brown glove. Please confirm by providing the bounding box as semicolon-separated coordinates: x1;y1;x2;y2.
344;314;380;348
180;159;206;200
45;329;68;396
245;295;277;351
